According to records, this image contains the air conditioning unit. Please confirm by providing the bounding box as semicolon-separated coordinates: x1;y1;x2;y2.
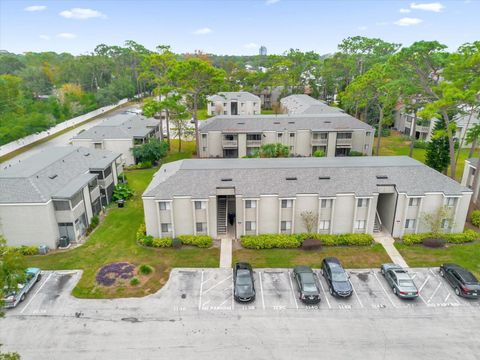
59;236;70;248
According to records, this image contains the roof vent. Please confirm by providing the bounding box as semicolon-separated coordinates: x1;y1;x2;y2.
376;175;388;179
273;121;281;124
324;121;331;124
288;121;295;124
319;176;331;180
84;153;90;157
49;174;58;179
286;177;297;181
237;122;245;125
221;178;232;182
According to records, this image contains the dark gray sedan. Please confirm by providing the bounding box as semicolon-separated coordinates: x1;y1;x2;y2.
380;263;419;299
233;262;256;303
293;266;321;304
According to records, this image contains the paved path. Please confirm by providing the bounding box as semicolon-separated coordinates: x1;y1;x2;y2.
219;238;232;268
374;231;409;268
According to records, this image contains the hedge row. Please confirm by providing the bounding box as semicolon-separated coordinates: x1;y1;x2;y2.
471;210;480;227
136;224;213;248
402;229;479;245
240;233;374;249
176;235;213;248
5;245;39;256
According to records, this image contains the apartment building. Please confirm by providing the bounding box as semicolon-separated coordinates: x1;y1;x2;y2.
72;113;160;166
281;94;344;115
395;111;480;147
461;158;480;202
0;146;123;248
142;157;471;240
198;113;374;158
207;92;261;116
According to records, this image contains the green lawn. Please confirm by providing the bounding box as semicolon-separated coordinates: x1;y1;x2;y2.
26;144;217;298
163;139;196;162
395;242;480;278
377;130;470;181
233;244;391;269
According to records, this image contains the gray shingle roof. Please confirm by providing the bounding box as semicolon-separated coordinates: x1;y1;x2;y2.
73;113;159;141
143;157;471;200
207;91;260;102
0;146;120;203
281;94;343;114
199;113;373;133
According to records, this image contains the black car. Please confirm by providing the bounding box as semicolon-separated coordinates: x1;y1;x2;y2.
440;263;480;299
292;266;321;304
233;262;256;303
321;257;353;297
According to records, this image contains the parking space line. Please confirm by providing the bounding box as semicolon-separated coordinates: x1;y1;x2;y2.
373;271;396;308
198;270;204;310
288;272;299;309
20;272;52;314
418;293;429;305
349;280;364;308
202;275;232;295
428;282;442;303
316;272;331;309
418;275;430;292
258;271;266;310
428;268;461;304
445;293;451;302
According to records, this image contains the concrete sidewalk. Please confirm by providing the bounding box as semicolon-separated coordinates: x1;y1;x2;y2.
219;238;232;268
374;232;409;268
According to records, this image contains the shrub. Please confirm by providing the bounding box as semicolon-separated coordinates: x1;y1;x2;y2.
313;150;325;157
297;233;374;246
301;238;322;250
471;210;480;227
139;264;153;275
130;277;140;286
172;237;182;249
402;230;479;245
151;237;173;248
177;235;213;248
19;245;39;256
86;215;100;235
240;234;302;249
348;151;364;157
413;140;428;149
422;237;446;248
112;183;134;201
139;235;154;247
136;223;147;242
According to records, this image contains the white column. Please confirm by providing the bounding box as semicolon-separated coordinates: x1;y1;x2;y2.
155;201;162;238
352;197;358;233
205;199;210;235
255;200;259;235
400;195;409;238
170;200;176;238
415;198;423;233
291;198;296;234
192;201;197;236
330;198;336;234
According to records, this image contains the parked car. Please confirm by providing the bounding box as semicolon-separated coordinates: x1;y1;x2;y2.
380;263;419;299
321;257;353;297
2;268;41;309
233;262;255;303
440;263;480;299
292;266;321;304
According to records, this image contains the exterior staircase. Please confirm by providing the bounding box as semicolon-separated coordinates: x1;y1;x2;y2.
374;211;382;233
217;197;227;235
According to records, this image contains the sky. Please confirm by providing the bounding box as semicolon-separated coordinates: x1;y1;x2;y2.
0;0;479;55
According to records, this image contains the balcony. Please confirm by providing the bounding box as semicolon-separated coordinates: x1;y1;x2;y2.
336;138;352;147
246;140;262;147
222;139;238;148
311;138;328;146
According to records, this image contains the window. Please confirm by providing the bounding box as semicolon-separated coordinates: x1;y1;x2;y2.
445;197;457;207
103;166;112;178
70;191;83;209
321;199;332;208
195;201;205;210
290;133;295;138
161;223;172;233
245;200;256;209
366;131;372;137
441;219;451;230
88;178;98;190
409;198;420;207
247;133;261;141
281;199;293;208
54;200;70;211
337;132;352;139
159;202;171;211
355;220;366;229
94;143;102;149
246;221;256;231
223;111;227;115
405;219;416;229
196;222;206;232
202;133;207;139
313;132;328;140
278;133;283;138
357;198;369;208
281;221;292;231
202;147;206;152
319;220;330;230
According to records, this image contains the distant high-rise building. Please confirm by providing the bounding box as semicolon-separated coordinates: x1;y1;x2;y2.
259;46;267;56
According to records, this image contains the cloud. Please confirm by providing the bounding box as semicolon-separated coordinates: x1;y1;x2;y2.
24;5;46;12
410;2;445;12
39;34;50;40
375;21;389;26
244;42;259;49
56;33;76;39
59;8;106;19
193;27;212;35
399;8;411;13
266;0;280;4
358;26;368;30
394;17;423;26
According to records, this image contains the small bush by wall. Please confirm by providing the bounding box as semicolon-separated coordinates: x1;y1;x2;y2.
402;229;479;245
471;210;480;227
177;235;213;248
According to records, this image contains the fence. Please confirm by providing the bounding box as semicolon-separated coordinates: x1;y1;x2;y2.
0;98;129;158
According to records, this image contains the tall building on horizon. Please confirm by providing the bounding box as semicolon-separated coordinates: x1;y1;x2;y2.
259;46;267;56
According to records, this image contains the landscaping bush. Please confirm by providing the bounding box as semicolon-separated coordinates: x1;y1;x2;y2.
402;230;479;245
413;140;428;149
86;215;100;235
422;237;446;248
139;264;153;275
313;150;325;157
130;277;140;286
240;234;302;249
151;237;173;248
136;223;146;242
348;151;364;157
177;235;213;248
112;183;134;201
172;237;182;249
139;235;154;247
301;238;322;250
138;161;153;169
297;233;374;246
19;245;39;256
471;210;480;227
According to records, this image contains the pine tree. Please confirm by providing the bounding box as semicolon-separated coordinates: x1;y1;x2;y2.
425;119;450;173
